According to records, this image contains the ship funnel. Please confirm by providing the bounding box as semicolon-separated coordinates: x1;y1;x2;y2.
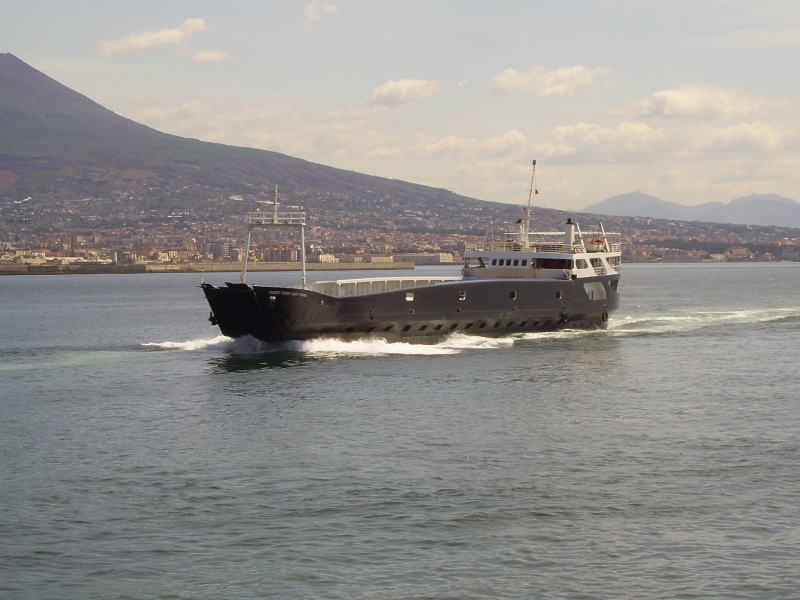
564;218;576;246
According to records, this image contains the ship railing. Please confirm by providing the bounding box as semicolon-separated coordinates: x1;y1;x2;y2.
305;276;462;298
246;211;306;225
481;240;578;253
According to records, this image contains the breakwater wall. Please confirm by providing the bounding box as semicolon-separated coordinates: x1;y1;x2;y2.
1;261;416;275
145;262;416;273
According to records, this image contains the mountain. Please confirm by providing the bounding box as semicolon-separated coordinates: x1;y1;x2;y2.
583;191;800;228
0;52;528;222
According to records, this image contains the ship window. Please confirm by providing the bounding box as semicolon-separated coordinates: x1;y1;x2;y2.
493;322;501;328
479;323;487;328
519;321;527;327
507;322;514;327
450;324;458;330
345;327;354;333
541;258;572;269
491;259;497;266
409;309;414;314
532;320;540;327
435;324;443;330
458;291;466;301
513;259;519;266
510;291;517;300
576;259;589;269
419;325;428;331
402;325;412;331
269;295;276;307
610;280;619;291
556;290;562;299
406;292;414;301
465;323;473;329
384;325;394;332
367;327;375;332
521;260;527;266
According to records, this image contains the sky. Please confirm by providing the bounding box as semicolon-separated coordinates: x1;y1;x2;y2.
2;0;800;210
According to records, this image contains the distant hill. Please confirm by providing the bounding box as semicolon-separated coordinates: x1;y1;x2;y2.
0;52;532;221
583;191;800;228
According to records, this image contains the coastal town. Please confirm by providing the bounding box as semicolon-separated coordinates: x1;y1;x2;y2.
3;182;800;274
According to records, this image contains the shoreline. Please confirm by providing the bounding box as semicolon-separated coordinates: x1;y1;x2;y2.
0;261;418;276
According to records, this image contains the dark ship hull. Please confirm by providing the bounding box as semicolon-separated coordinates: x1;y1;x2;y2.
202;275;620;343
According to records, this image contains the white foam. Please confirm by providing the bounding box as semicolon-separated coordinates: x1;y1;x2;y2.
141;335;234;351
296;337;457;355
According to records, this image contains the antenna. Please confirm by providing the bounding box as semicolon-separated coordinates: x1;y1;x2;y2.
523;159;537;243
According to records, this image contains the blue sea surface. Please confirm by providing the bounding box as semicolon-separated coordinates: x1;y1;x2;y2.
1;264;799;598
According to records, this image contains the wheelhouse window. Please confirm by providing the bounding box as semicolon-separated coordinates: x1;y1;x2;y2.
576;259;589;269
541;258;573;269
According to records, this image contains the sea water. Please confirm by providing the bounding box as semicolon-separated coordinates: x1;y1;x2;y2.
1;264;799;599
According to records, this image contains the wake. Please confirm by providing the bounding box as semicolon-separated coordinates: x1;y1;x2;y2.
141;333;514;356
141;307;800;355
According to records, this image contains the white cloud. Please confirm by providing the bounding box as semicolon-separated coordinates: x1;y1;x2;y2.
191;49;230;64
304;1;339;28
364;79;445;107
489;65;612;98
539;122;674;162
635;85;787;120
95;18;210;56
409;130;527;157
690;121;791;153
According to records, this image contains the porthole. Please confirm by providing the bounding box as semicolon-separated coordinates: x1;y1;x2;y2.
510;291;517;300
434;324;443;330
556;290;563;299
406;292;414;301
450;324;458;330
458;291;467;301
269;295;276;307
465;323;474;329
479;323;487;328
402;325;412;331
419;325;428;331
409;309;414;314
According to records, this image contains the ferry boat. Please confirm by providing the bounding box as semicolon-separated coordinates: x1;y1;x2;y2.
201;162;621;343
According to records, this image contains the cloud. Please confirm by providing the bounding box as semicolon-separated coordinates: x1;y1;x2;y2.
489;65;612;98
539;121;674;162
304;1;339;27
364;79;444;107
690;121;790;153
191;49;230;64
635;84;787;120
409;130;527;157
95;18;210;56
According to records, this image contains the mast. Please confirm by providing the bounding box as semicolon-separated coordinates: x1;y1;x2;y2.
240;187;307;287
522;159;537;245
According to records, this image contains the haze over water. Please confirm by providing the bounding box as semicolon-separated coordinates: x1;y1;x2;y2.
2;264;799;598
